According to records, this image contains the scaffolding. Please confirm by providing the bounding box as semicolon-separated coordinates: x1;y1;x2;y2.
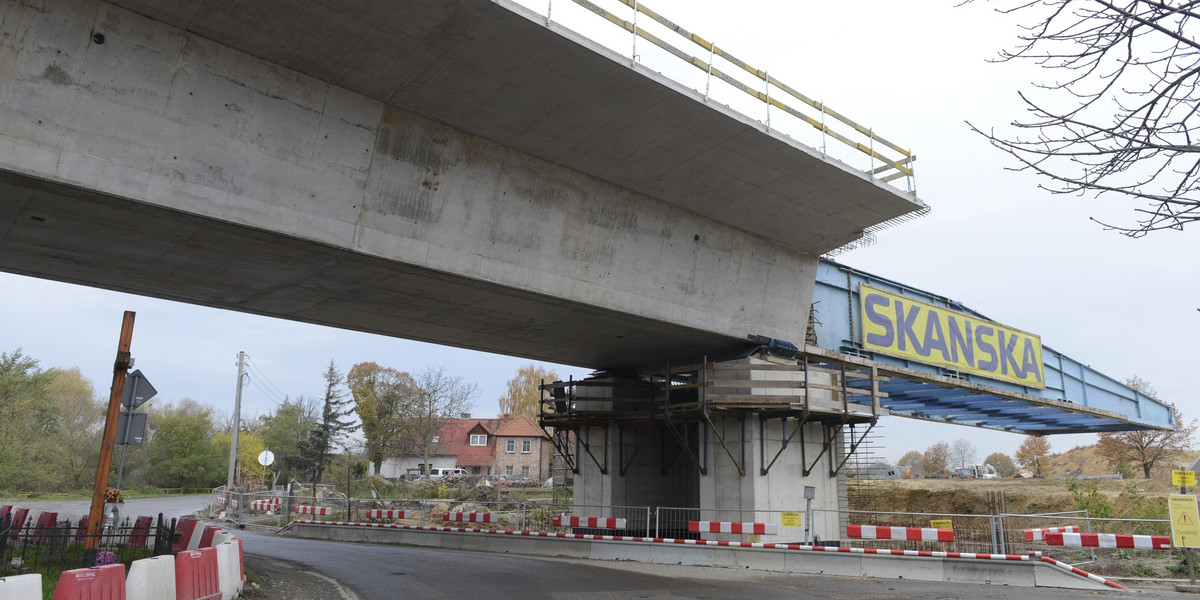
538;348;888;481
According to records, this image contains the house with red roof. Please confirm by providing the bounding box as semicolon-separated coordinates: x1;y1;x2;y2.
379;414;551;482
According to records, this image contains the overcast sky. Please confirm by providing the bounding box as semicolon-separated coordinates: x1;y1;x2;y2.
3;0;1197;465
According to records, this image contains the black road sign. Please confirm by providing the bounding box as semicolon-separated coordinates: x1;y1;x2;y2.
116;412;148;446
122;370;157;410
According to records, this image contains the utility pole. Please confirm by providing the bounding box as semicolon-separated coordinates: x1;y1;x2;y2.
85;311;135;565
225;351;246;515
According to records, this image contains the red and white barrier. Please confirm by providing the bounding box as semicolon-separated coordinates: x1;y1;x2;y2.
444;512;494;523
362;509;413;520
1024;525;1079;542
173;518;199;553
0;573;42;599
250;499;280;512
198;525;221;549
175;547;221;600
51;563;125;600
126;555;175;600
294;505;333;516
688;521;777;535
1044;532;1170;550
847;525;954;543
552;516;628;529
1039;556;1128;590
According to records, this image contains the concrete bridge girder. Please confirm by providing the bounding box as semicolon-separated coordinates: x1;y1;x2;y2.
0;0;832;370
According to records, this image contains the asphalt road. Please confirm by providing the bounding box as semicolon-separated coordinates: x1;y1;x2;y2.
9;494;210;523
238;530;1183;599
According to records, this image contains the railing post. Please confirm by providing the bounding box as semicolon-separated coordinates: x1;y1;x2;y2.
631;0;639;63
654;507;660;539
646;506;652;538
989;515;997;555
704;43;715;99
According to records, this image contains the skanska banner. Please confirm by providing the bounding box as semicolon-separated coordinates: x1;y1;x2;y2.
859;284;1045;389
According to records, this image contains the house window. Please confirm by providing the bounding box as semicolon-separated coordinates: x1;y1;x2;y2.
505;465;514;475
521;440;532;454
470;434;487;446
521;466;530;477
506;440;515;453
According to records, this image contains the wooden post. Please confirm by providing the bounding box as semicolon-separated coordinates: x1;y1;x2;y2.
84;311;135;563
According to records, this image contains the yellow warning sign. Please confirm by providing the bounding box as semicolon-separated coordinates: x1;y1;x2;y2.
781;511;802;528
1174;470;1196;487
930;519;953;530
1169;494;1200;548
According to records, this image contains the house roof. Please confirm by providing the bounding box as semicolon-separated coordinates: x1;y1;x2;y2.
494;414;544;438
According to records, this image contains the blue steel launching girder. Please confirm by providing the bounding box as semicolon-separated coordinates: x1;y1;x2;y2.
806;259;1173;435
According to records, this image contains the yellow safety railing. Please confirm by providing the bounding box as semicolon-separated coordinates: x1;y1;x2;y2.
560;0;915;191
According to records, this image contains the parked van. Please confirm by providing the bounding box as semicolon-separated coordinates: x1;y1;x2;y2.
428;467;469;478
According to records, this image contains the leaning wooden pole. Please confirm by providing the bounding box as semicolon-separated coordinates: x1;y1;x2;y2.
84;311;135;562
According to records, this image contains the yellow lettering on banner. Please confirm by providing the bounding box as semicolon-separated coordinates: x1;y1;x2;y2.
1174;470;1196;487
1170;494;1200;548
930;519;953;530
781;511;802;528
859;284;1045;388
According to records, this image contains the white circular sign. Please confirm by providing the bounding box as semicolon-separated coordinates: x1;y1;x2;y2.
257;450;276;466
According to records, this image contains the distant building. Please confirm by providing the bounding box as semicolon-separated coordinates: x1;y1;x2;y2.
379;415;551;481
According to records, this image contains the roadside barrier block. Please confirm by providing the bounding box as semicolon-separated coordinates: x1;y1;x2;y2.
553;516;628;529
175;548;220;600
212;531;234;546
0;573;42;600
689;521;777;535
250;499;280;512
31;511;58;543
293;506;332;516
51;563;125;600
215;542;241;600
235;538;245;588
362;509;411;520
126;555;175;600
9;508;29;538
444;512;494;524
847;525;954;543
74;516;89;544
198;525;221;549
125;516;154;549
0;505;10;521
173;518;199;553
1045;532;1170;550
1024;526;1079;542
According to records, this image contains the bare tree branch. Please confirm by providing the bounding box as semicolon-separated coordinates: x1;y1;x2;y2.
968;0;1200;235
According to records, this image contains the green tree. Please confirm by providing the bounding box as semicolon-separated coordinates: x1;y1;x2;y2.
298;361;357;486
260;397;318;482
348;362;418;475
984;452;1017;478
45;368;104;490
146;399;225;488
498;365;558;420
0;349;59;491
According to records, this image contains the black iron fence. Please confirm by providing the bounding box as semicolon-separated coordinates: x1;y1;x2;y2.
0;511;177;577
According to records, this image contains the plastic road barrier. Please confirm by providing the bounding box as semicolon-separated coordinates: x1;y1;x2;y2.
362;509;412;520
689;521;778;535
215;542;242;600
444;512;494;523
172;518;199;553
126;555;175;600
0;573;42;600
293;506;332;516
51;564;125;600
198;525;221;549
1045;532;1170;550
175;548;220;600
847;525;954;543
552;516;628;529
1024;525;1079;542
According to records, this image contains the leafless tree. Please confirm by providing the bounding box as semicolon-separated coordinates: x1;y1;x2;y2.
968;0;1200;236
395;367;478;475
951;438;979;469
1096;376;1197;477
